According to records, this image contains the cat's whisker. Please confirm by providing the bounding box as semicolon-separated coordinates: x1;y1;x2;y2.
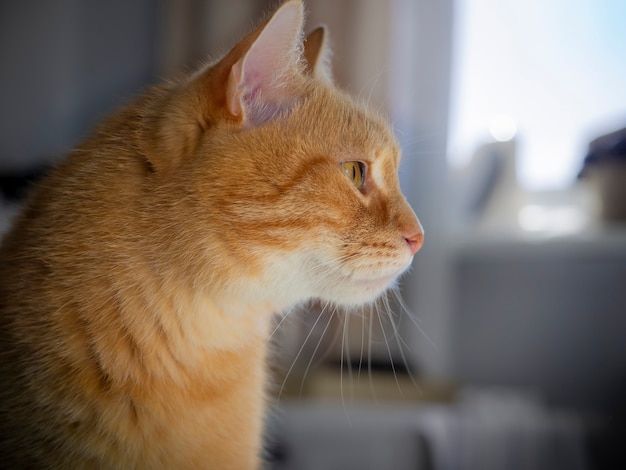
380;290;423;395
314;305;346;366
343;311;354;402
367;304;379;403
389;287;438;350
356;63;387;110
340;309;356;399
298;303;335;397
265;303;300;346
357;303;366;388
385;286;412;352
277;304;328;404
339;308;353;426
369;69;388;114
374;300;405;400
380;291;410;351
376;294;400;344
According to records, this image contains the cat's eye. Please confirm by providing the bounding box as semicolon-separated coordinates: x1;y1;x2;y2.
341;161;366;191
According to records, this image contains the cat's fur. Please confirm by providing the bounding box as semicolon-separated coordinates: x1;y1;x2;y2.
0;1;422;468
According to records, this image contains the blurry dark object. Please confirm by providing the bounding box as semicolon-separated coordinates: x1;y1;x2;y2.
0;166;49;202
579;126;626;221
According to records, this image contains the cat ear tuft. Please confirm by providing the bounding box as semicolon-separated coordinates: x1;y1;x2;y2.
226;0;306;126
303;26;333;83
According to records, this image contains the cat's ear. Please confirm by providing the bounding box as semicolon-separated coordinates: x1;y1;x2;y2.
145;1;307;172
303;26;333;83
223;0;306;126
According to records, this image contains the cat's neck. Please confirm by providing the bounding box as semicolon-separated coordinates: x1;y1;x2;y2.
173;288;277;352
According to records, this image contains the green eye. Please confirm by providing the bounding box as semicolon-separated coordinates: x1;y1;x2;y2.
341;161;366;191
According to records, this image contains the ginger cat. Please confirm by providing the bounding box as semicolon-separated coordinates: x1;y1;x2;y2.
0;1;423;468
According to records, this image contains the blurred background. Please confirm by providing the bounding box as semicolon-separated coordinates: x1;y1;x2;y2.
1;0;625;468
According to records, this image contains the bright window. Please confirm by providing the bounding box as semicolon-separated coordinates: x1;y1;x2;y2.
448;0;626;190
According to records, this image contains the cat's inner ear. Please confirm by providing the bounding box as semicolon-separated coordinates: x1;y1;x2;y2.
225;0;305;126
303;26;333;83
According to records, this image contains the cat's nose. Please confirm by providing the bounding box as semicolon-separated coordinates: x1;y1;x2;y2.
404;231;424;255
403;218;424;255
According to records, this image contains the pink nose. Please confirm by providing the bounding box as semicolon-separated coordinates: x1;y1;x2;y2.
404;231;424;255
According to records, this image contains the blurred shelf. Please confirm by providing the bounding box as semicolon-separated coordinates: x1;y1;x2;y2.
276;364;458;404
450;223;626;259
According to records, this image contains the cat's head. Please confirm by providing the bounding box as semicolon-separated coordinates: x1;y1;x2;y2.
145;1;423;309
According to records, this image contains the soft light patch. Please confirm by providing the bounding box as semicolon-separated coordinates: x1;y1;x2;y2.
369;156;389;193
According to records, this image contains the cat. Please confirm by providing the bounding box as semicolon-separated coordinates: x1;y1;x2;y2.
0;1;423;468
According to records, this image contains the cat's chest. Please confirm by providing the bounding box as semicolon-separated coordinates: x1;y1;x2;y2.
98;338;268;467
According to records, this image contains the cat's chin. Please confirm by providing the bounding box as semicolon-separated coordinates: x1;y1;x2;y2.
359;273;399;295
322;272;403;307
